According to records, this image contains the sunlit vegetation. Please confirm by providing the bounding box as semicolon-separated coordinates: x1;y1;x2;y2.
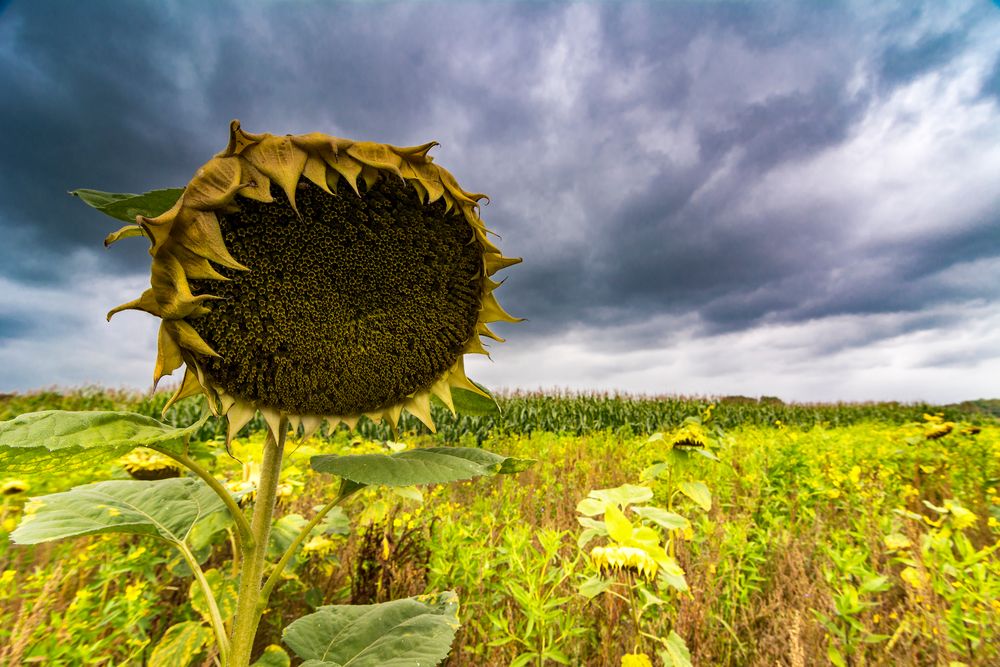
1;389;998;665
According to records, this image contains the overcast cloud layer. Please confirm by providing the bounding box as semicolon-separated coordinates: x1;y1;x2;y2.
1;0;999;403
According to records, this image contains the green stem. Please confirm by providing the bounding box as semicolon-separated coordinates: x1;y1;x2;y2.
259;494;344;605
176;540;231;665
154;446;253;552
625;572;643;654
228;420;287;667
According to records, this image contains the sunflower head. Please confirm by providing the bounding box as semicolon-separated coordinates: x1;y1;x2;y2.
105;121;520;442
120;449;183;480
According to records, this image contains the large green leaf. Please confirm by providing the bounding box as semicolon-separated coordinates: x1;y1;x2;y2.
0;410;204;474
282;591;460;667
311;447;533;488
678;481;712;512
190;568;238;623
576;484;654;516
11;477;229;546
71;187;184;223
658;630;693;667
149;621;213;667
633;506;690;531
252;645;291;667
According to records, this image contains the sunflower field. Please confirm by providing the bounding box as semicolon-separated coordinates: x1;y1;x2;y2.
1;389;997;666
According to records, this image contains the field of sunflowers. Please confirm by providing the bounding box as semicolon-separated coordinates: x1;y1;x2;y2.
1;388;998;666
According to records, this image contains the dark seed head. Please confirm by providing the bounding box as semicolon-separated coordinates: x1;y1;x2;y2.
189;174;483;415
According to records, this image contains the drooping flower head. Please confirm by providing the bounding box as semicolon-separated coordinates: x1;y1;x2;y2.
108;121;520;442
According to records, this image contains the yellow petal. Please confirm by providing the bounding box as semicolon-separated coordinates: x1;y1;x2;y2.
391;140;438;160
184;156;243;210
223;119;264;156
360;165;381;192
300;415;323;441
260;406;285;441
324;155;362;196
165;320;219;358
484;253;522;276
400;160;445;202
226;401;256;446
153;325;184;388
174;209;247;271
162;367;205;415
150;248;220;319
463;335;490;356
408;179;428;203
302;155;333;194
480;292;522;323
447;358;491;399
236;160;274;203
171;244;230;281
405;392;435;432
107;289;161;321
429;377;455;415
104;224;146;247
346;142;404;176
243;135;308;212
477;322;504;342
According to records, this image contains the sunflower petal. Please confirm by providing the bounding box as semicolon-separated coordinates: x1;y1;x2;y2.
324;155;362;196
244;135;308;212
153;325;185;388
184;156;243;210
166;320;219;358
107;289;161;321
302;155;333;194
175;209;247;271
429;377;455;415
480;292;522;324
405;392;436;432
347;142;404;176
226;401;256;446
162;367;205;415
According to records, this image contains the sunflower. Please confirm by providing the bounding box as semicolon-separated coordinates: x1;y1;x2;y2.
120;448;183;480
109;121;519;442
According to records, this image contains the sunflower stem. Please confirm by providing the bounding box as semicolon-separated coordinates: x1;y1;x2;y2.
228;420;286;667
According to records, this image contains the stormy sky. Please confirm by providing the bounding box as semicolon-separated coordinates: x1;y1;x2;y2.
1;0;999;403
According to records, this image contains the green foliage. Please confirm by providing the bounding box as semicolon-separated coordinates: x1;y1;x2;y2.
11;477;228;546
485;526;585;666
70;187;184;224
311;447;534;488
282;592;460;666
149;621;214;667
0;410;204;474
1;391;999;666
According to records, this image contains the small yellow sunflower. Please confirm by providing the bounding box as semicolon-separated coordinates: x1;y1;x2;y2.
120;448;183;480
108;121;520;442
590;545;660;579
621;654;653;667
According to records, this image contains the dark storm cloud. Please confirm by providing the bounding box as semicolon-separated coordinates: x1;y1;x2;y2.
2;0;999;395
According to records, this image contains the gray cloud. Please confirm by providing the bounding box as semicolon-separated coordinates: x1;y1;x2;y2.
2;0;999;398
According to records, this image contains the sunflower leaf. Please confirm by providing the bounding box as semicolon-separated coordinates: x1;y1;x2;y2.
11;477;229;546
251;645;291;667
71;187;184;223
0;410;205;474
449;383;501;417
149;621;214;667
282;591;460;667
189;568;238;623
310;447;534;488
